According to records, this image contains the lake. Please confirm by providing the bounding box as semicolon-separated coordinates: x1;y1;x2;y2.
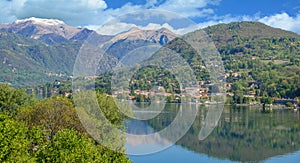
125;104;300;162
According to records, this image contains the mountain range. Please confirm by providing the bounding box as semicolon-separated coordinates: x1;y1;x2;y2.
0;18;177;86
0;17;299;92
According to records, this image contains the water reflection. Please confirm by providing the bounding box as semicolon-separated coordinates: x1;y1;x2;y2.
126;104;300;162
125;103;198;155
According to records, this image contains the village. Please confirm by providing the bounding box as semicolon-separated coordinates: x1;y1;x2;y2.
27;70;300;110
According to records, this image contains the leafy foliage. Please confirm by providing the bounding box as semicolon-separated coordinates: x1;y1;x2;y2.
204;22;300;99
0;85;131;162
73;90;131;152
0;114;32;162
17;95;86;138
37;129;127;163
0;84;32;114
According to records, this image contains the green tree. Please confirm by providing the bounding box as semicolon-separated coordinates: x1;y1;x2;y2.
285;102;294;107
17;95;85;139
14;93;132;162
0;114;33;162
37;129;119;163
72;91;131;152
0;84;33;114
261;97;273;104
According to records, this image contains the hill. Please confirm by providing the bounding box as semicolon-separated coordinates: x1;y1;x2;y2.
204;21;300;46
205;22;300;100
0;31;80;86
166;21;300;100
99;21;300;101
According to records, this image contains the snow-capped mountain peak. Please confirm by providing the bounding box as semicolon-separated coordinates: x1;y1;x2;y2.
1;17;83;42
14;17;65;26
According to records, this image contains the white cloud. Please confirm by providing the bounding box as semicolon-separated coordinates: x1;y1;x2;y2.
194;12;300;34
0;0;108;25
194;14;260;29
94;22;137;35
85;0;107;10
103;3;144;19
0;0;219;26
138;23;199;34
89;8;202;35
116;0;221;18
154;0;219;18
0;0;26;23
259;12;300;34
93;21;200;35
145;0;159;8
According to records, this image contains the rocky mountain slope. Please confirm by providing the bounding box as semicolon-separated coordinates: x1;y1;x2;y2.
109;27;178;45
104;27;178;59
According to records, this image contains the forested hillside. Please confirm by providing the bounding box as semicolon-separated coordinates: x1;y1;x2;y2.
99;22;300;103
0;31;80;86
204;22;300;100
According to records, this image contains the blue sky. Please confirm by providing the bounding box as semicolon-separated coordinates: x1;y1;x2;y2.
1;0;300;34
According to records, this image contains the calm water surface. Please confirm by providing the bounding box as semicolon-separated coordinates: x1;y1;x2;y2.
125;104;300;163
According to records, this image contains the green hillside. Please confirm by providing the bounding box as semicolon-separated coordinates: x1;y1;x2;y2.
204;22;300;100
0;31;80;87
108;21;300;102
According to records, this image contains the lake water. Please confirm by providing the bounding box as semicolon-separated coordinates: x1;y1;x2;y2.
125;104;300;162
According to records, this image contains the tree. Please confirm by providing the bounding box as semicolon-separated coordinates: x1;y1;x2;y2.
0;84;33;114
17;95;86;139
38;129;115;162
231;82;243;92
0;114;33;162
1;92;131;162
135;94;150;102
36;129;130;162
233;91;244;104
72;91;131;152
261;97;273;104
166;95;175;103
285;102;294;107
